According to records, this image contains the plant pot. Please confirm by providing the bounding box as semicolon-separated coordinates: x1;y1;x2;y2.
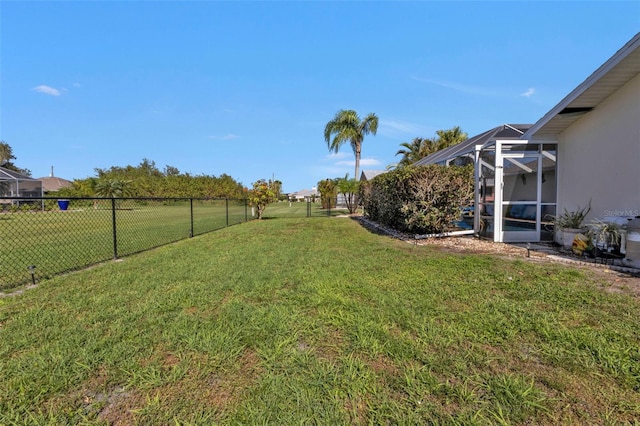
561;228;582;250
553;228;563;245
57;199;70;211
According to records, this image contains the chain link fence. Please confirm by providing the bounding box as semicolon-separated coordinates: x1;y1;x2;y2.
1;197;249;290
265;197;350;219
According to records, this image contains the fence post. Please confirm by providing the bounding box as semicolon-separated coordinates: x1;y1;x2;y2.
225;199;229;226
244;198;248;222
111;197;118;259
190;198;194;237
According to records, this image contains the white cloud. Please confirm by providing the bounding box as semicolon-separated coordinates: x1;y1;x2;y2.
31;85;61;96
326;152;349;160
411;76;498;97
521;88;536;97
335;158;382;167
72;82;81;88
360;158;383;167
379;119;433;138
209;133;239;140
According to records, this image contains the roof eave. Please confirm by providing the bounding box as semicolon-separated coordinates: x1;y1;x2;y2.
524;32;640;140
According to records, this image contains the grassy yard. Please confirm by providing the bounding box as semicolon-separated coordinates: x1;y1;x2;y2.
1;199;341;289
260;200;349;219
1;200;248;289
1;217;639;424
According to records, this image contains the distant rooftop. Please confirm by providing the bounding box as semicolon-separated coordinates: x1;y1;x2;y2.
289;188;318;199
360;170;386;181
37;166;73;192
38;176;73;192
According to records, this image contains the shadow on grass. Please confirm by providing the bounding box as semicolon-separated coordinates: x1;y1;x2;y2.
349;215;401;238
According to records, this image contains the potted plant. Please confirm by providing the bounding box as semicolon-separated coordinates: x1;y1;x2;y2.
587;219;622;256
552;202;591;249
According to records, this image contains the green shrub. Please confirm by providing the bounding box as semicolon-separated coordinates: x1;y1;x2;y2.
360;165;473;234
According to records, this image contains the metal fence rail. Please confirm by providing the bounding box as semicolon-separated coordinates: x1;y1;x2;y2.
1;197;249;290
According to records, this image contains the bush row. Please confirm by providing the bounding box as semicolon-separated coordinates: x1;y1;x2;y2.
360;165;474;234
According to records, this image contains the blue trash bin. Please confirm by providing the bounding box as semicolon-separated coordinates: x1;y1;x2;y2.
58;200;70;211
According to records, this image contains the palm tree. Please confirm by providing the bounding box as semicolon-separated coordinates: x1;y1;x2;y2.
434;126;467;151
324;109;378;181
395;137;430;167
336;174;360;214
95;179;132;198
395;127;468;167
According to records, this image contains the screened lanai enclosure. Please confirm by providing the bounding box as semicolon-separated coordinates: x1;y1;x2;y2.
415;124;557;243
0;166;44;207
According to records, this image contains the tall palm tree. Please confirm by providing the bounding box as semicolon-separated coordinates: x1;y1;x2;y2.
324;109;378;181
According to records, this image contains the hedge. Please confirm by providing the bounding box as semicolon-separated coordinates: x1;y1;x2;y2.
360;165;474;234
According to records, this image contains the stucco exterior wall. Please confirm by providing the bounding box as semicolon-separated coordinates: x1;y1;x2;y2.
557;72;640;222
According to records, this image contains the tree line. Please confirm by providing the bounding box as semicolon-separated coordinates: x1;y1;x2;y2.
1;142;247;199
58;158;247;199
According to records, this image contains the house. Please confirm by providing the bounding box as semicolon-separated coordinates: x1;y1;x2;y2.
415;32;639;243
0;166;43;199
38;167;72;193
289;188;318;201
523;32;640;229
360;170;386;182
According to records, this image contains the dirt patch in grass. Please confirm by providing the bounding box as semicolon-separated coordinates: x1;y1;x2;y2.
367;354;401;377
344;396;368;424
105;348;262;422
96;387;139;425
202;347;262;411
315;327;346;361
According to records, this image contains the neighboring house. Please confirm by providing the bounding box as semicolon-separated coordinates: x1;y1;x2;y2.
0;166;43;199
289;188;318;201
414;32;639;243
360;170;386;181
38;167;73;193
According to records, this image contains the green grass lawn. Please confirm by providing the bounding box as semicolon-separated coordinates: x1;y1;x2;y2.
260;200;349;218
1;200;339;289
1;200;248;289
1;217;639;424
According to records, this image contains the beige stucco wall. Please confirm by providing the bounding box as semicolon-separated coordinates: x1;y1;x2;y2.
556;72;640;222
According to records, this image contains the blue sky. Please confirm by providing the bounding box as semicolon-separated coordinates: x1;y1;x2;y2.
1;1;638;193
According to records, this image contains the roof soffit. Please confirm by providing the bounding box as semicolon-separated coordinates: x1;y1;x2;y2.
525;32;640;139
